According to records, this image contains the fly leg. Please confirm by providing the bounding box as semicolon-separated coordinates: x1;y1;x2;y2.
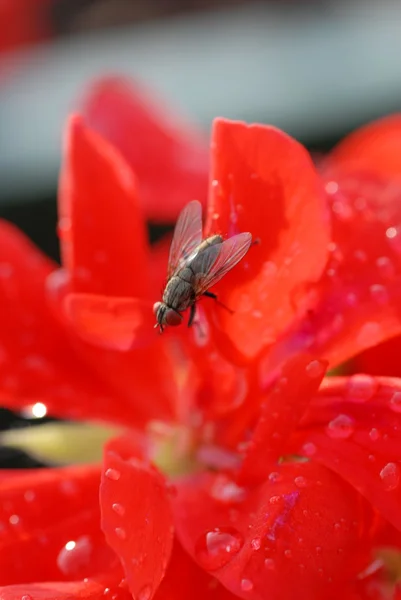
188;303;197;327
203;291;234;314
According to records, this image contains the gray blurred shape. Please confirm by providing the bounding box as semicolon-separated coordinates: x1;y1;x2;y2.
0;0;400;203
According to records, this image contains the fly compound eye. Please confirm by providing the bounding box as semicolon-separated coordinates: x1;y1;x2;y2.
153;302;162;317
165;309;183;327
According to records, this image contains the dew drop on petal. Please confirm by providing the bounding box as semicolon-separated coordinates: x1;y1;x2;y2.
284;549;292;558
380;462;400;491
112;503;126;516
294;476;308;488
21;596;33;600
9;514;20;525
264;558;275;570
369;284;389;305
241;579;254;592
305;360;325;379
24;490;35;503
268;472;282;483
137;584;153;600
347;374;378;402
210;476;247;504
389;392;401;413
369;428;380;441
326;414;354;439
115;527;127;540
376;256;395;279
195;528;243;571
105;468;121;481
302;442;317;457
269;495;281;505
57;536;92;576
250;538;261;550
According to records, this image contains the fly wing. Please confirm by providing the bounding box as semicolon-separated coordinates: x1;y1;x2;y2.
168;200;203;278
195;232;252;295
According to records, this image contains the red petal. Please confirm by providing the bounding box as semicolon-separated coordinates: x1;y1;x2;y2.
100;436;174;600
293;376;401;533
0;465;120;585
237;355;327;484
353;337;401;378
0;0;50;56
81;77;209;222
0;579;131;600
65;294;155;351
265;170;401;370
0;221;133;426
325;115;401;180
173;464;374;600
156;541;237;600
205;119;330;362
59;115;150;297
47;269;176;426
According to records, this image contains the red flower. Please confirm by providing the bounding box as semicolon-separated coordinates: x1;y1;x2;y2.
0;0;51;58
1;83;401;600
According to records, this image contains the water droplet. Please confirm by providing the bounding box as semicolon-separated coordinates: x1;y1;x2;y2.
347;374;378;402
369;428;380;441
389;391;401;413
195;528;243;571
115;527;127;540
316;546;322;555
57;536;92;576
268;472;282;483
369;284;389;305
24;490;35;503
386;226;398;239
112;503;125;516
301;442;316;457
250;538;261;550
240;579;254;592
284;549;292;558
326;414;354;439
137;584;152;600
380;462;400;491
210;476;247;504
105;468;121;481
305;360;325;378
294;476;307;488
9;514;20;525
325;181;339;195
269;495;281;505
21;596;33;600
212;212;219;221
376;256;395;279
264;558;275;569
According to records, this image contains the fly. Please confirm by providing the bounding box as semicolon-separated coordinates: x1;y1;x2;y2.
153;200;252;332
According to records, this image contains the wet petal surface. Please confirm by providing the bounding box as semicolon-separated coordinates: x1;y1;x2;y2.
293;376;401;534
0;465;118;585
173;464;373;600
100;436;174;600
204;119;330;363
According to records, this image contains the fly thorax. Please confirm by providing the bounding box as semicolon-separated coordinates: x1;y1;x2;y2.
163;276;194;311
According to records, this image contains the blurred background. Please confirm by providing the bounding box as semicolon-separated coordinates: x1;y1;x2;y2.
0;0;400;466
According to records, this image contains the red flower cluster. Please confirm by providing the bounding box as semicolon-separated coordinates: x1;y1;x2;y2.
1;79;401;600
